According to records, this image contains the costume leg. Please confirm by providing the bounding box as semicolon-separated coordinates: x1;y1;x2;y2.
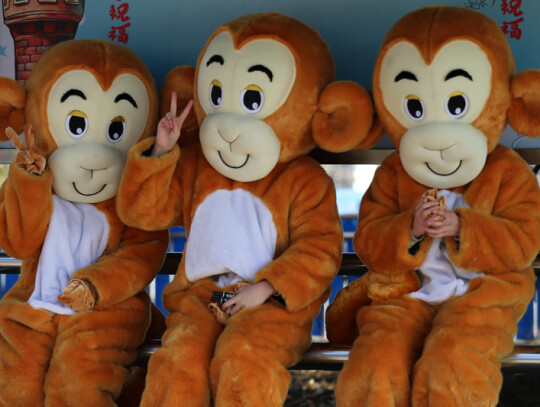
335;296;435;407
412;271;534;407
43;292;151;407
140;282;223;407
0;298;56;407
210;299;317;407
117;302;167;407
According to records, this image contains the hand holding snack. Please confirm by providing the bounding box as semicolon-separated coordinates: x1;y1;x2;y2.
412;189;459;239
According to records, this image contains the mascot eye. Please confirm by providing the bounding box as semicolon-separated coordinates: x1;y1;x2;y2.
107;116;126;143
65;110;88;138
404;95;425;121
210;79;223;108
445;92;469;119
241;84;264;114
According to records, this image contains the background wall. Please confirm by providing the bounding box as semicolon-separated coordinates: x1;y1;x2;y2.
0;0;539;147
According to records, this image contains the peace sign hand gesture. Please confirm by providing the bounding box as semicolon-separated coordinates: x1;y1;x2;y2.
152;92;194;157
5;124;46;175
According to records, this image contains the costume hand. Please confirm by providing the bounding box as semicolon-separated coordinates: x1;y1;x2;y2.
58;279;97;312
152;92;193;156
5;124;46;175
222;280;276;316
424;208;460;238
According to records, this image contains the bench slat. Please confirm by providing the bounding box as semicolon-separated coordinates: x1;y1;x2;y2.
2;251;540;276
134;341;540;372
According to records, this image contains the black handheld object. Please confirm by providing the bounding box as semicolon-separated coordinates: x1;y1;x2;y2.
211;291;235;304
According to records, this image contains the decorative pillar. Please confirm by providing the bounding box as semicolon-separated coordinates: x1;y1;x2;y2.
3;0;85;84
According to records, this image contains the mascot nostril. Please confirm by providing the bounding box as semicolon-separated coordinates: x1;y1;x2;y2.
0;39;169;406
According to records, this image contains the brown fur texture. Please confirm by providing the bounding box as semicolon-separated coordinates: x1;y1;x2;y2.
0;39;169;406
508;69;540;137
326;6;540;407
0;76;25;138
117;12;379;407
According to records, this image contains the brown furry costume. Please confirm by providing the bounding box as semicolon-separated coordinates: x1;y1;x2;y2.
116;12;380;407
0;40;169;407
326;6;540;407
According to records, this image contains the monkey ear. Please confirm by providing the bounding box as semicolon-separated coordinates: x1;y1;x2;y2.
312;81;383;152
0;76;26;142
508;69;540;137
160;65;199;146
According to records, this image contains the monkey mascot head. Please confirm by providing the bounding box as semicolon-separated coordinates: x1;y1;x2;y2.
373;5;540;189
4;39;159;202
161;12;382;181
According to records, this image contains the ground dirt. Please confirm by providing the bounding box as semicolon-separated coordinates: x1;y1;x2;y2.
285;370;540;406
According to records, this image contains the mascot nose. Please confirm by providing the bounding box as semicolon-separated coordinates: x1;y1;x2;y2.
429;143;457;160
81;166;105;179
440;144;456;160
217;128;241;147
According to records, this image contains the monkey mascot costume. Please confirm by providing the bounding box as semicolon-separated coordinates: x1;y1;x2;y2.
0;40;169;407
116;12;381;407
326;6;540;407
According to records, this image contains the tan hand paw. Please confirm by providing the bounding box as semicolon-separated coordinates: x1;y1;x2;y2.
58;279;97;312
6;124;46;175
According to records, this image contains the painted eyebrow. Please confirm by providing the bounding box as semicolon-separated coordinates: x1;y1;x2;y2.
394;71;418;82
248;64;273;82
206;54;224;66
115;92;138;108
445;69;473;81
60;89;86;103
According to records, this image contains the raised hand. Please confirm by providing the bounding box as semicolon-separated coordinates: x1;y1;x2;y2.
5;124;46;175
152;91;193;156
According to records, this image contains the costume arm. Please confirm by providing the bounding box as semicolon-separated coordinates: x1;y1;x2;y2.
0;163;52;258
117;137;184;231
447;156;540;273
71;226;169;310
354;155;430;273
255;164;342;313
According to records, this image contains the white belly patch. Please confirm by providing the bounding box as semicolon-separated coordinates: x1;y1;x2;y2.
28;195;110;314
185;189;277;287
408;190;484;304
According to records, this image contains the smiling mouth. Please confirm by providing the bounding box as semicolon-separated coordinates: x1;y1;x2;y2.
218;151;250;169
72;183;107;196
425;161;462;176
